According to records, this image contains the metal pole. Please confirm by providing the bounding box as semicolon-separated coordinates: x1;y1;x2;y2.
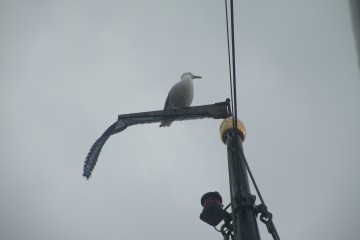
350;0;360;69
221;118;261;240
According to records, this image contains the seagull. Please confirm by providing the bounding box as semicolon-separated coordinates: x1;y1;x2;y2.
160;72;202;127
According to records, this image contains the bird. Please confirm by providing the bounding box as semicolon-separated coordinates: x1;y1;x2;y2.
160;72;202;127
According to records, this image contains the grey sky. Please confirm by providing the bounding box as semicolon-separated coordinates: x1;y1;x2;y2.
1;1;359;240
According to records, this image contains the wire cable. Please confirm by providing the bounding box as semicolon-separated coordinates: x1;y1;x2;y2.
226;0;266;207
225;0;234;114
239;148;265;204
224;1;280;239
229;0;238;133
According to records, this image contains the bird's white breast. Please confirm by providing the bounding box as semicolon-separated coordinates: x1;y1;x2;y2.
168;79;194;108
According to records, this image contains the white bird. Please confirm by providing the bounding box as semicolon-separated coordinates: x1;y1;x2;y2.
160;72;202;127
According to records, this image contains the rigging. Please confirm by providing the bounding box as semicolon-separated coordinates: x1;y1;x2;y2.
224;1;280;239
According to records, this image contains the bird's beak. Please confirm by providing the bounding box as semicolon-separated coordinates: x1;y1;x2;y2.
192;75;202;79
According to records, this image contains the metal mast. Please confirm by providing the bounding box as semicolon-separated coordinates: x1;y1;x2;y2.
220;117;261;240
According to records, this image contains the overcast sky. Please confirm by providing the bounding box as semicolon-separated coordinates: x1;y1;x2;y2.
1;1;360;240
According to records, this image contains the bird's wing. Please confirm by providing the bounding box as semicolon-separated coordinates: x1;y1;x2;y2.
163;85;175;110
163;94;170;110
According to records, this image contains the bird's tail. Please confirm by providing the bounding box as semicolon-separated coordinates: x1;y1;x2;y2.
159;120;173;127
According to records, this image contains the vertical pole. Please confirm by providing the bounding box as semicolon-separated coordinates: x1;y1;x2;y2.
221;118;261;240
350;0;360;69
